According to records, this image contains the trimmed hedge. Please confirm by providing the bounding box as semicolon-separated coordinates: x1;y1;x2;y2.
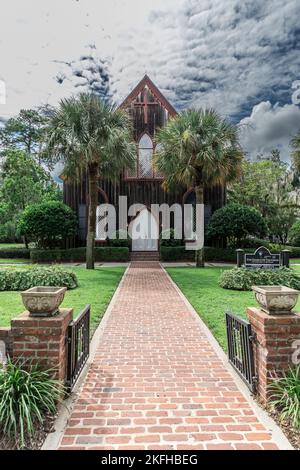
160;246;194;261
271;244;300;258
160;246;236;262
160;229;182;247
108;230;131;248
219;267;300;291
30;246;129;263
160;244;300;262
238;237;271;249
0;248;30;259
0;267;78;291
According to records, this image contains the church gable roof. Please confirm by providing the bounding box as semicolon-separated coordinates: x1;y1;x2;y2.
119;75;177;117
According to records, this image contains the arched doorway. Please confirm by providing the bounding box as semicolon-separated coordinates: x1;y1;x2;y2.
130;209;159;252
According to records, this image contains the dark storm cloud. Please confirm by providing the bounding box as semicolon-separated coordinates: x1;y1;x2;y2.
54;48;111;101
162;0;300;118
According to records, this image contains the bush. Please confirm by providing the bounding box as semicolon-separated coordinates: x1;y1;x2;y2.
160;246;194;261
0;267;78;291
108;230;131;247
207;203;267;247
270;244;300;258
161;243;300;262
288;220;300;247
0;359;64;449
0;221;19;243
219;267;300;291
160;229;182;247
160;246;237;262
30;246;129;263
233;237;271;249
269;366;300;430
0;247;30;259
18;201;77;249
204;247;236;262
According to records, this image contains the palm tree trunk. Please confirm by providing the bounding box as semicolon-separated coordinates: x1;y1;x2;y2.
86;162;98;269
195;185;205;268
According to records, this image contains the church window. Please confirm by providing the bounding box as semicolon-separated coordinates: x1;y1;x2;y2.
127;133;163;179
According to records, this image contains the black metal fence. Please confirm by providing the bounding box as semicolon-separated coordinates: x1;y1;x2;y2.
66;304;90;392
225;311;257;393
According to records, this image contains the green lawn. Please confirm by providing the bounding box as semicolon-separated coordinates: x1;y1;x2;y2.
0;243;26;249
0;259;29;264
167;266;300;350
0;266;125;334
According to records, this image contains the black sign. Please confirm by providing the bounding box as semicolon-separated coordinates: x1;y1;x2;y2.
244;246;281;269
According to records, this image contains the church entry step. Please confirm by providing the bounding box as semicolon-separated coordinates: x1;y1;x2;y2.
130;251;160;261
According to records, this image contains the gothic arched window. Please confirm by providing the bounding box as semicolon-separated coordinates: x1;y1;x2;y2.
126;133;163;179
138;133;153;178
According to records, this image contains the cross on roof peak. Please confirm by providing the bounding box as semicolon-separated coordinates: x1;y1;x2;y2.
119;75;177;117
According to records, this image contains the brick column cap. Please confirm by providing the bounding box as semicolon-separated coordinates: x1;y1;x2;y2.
11;308;73;328
247;306;300;325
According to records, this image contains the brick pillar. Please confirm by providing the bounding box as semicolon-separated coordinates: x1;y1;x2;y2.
11;308;73;381
247;307;300;404
0;327;13;357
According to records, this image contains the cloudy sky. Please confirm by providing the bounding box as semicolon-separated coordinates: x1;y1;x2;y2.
0;0;300;161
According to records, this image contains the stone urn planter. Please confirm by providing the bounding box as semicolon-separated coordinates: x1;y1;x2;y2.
252;285;300;315
21;286;67;317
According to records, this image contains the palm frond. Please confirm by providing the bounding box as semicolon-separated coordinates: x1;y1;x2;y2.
155;108;244;191
44;93;136;181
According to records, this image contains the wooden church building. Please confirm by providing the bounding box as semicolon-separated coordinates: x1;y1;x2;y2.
63;75;225;257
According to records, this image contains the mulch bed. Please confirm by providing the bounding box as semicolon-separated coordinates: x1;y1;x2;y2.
0;413;56;450
266;406;300;450
254;395;299;450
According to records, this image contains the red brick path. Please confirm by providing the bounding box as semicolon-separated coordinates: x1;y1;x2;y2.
59;263;279;450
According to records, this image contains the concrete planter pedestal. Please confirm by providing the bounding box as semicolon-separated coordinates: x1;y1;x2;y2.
21;286;67;317
252;285;299;315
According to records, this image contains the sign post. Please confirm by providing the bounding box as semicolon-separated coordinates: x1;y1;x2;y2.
236;246;287;269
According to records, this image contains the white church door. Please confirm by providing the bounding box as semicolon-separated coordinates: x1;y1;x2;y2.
131;209;158;252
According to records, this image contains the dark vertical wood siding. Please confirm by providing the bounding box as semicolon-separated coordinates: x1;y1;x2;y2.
63;78;226;246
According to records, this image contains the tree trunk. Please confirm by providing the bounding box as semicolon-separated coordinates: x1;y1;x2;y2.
23;236;29;250
86;162;99;269
194;185;205;268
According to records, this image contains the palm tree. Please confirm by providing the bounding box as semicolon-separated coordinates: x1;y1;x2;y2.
155;108;243;267
45;93;136;269
291;131;300;172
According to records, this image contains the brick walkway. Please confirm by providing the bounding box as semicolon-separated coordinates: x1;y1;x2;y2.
59;262;280;450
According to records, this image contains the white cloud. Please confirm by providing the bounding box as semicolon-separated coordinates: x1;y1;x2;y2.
0;0;300;161
239;102;300;161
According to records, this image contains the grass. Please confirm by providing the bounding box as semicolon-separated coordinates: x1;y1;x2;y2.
0;243;26;249
0;259;29;264
0;266;125;334
167;266;300;350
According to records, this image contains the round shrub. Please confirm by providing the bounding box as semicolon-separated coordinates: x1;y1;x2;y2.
18;201;77;249
207;203;267;247
288;220;300;247
0;267;78;291
108;229;131;247
219;267;300;291
160;228;182;247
